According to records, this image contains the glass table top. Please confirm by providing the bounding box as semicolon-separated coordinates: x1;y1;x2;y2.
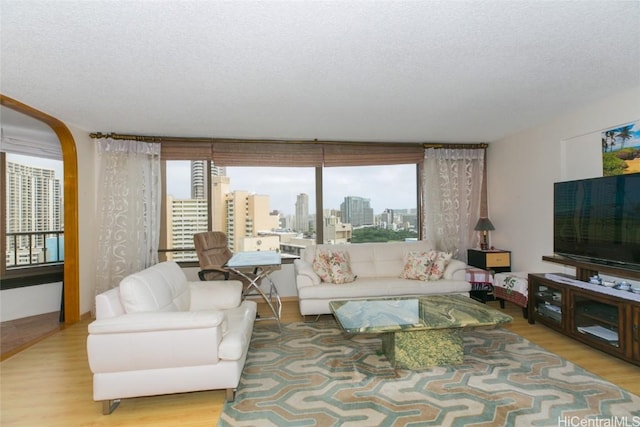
329;294;513;334
226;251;281;268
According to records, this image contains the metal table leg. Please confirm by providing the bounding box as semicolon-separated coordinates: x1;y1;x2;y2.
232;267;281;331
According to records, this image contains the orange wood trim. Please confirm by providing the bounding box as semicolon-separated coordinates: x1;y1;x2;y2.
1;94;80;325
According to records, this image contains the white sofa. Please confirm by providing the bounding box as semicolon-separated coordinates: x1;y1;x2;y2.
294;241;471;316
87;261;257;414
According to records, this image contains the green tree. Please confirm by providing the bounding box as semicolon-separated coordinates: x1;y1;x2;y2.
351;227;418;243
616;125;633;149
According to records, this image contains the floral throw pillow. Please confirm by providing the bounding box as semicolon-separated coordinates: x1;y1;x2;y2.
312;251;334;283
428;251;453;280
312;250;357;284
400;250;437;281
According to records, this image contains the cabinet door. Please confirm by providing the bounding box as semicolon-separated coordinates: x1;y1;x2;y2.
529;277;565;331
571;291;625;357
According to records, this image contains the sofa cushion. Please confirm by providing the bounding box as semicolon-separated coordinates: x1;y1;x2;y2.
297;276;471;300
400;250;436;281
313;250;357;284
120;261;190;313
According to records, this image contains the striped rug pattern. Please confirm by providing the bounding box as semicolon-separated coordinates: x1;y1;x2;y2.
219;320;640;426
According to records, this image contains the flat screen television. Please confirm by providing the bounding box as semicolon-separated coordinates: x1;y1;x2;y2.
554;173;640;271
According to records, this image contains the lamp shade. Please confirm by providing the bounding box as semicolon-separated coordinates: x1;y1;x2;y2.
474;217;495;231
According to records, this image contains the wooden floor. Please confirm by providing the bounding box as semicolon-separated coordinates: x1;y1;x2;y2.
1;300;639;426
1;311;63;361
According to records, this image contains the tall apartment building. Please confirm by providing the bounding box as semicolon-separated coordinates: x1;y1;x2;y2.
210;175;231;232
295;193;309;234
224;191;279;252
190;160;226;199
6;161;62;265
165;196;208;262
340;196;374;227
381;208;395;230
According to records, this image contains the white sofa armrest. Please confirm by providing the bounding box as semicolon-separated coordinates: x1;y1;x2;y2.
88;311;225;335
87;311;226;373
443;259;468;280
189;280;243;311
294;259;321;287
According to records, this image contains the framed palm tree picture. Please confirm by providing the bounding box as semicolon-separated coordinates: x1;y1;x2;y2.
601;120;640;176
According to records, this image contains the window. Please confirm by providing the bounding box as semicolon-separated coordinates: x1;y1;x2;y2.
161;161;316;260
5;153;64;265
323;165;418;244
2;153;64;288
158;140;424;262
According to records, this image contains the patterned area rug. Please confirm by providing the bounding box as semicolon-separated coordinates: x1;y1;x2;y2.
219;320;640;427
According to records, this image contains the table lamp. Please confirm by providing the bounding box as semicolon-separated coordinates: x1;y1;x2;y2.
474;217;495;250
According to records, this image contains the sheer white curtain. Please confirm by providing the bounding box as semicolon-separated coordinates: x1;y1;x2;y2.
421;148;485;262
94;138;161;297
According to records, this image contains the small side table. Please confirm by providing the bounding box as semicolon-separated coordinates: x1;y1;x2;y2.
467;249;511;274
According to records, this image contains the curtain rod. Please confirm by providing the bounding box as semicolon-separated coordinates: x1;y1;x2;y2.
90;132;487;149
89;132;420;146
423;143;488;149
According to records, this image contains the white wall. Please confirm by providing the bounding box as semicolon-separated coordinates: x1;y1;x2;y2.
70;126;98;316
489;85;640;281
0;282;62;322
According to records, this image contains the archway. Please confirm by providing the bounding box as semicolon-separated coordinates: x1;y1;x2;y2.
1;94;80;324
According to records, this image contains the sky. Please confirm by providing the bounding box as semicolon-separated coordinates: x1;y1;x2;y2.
166;162;417;216
6;154;417;217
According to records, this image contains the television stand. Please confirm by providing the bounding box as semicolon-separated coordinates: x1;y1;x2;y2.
528;256;640;366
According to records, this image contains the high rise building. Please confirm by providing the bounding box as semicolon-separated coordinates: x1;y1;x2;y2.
295;193;309;234
340;196;374;227
190;160;226;199
224;191;279;252
381;208;395;230
6;161;62;264
210;175;231;232
165;195;208;262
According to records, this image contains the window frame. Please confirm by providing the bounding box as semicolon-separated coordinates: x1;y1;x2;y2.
159;138;424;265
1;152;65;290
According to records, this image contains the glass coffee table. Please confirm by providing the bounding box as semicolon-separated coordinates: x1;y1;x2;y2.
329;294;512;368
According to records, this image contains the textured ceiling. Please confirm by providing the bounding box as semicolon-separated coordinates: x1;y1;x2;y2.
1;0;639;143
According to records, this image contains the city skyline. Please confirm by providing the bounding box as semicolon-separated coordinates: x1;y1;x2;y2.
166;162;416;216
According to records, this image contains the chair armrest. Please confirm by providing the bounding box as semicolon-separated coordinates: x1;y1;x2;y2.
443;259;468;280
294;259;321;287
189;280;242;310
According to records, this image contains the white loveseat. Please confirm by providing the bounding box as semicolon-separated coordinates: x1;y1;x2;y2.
294;241;471;316
87;261;257;414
